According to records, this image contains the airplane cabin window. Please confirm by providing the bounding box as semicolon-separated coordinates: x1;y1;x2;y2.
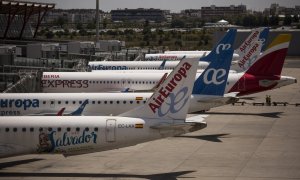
98;101;101;104
92;101;95;104
136;101;140;104
22;128;26;132
130;101;133;104
110;101;113;104
67;127;71;132
94;127;98;132
143;101;146;104
30;127;34;132
48;127;52;131
65;101;69;104
123;101;126;104
76;127;80;132
79;101;82;104
58;101;61;104
85;127;89;131
116;101;120;104
73;101;76;104
51;101;54;104
43;101;46;104
5;128;9;132
39;128;43;132
13;128;17;132
57;127;61;132
104;101;107;104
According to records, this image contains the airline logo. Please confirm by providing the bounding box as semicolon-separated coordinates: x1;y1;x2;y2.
42;80;89;88
203;68;227;85
37;130;98;153
89;65;128;70
238;42;260;69
0;99;39;110
148;62;191;115
216;44;231;54
239;30;259;53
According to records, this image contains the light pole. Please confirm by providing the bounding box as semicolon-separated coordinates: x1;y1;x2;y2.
96;0;100;42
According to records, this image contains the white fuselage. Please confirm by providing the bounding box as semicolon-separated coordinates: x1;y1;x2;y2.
0;116;204;158
0;93;236;116
42;71;242;93
88;60;209;71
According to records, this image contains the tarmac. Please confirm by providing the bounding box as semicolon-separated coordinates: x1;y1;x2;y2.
0;58;299;180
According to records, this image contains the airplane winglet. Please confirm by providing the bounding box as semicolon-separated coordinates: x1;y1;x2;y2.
69;99;89;116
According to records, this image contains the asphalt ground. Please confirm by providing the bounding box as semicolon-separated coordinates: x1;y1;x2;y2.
0;58;299;180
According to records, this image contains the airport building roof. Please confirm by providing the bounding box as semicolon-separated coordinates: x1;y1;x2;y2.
0;0;55;39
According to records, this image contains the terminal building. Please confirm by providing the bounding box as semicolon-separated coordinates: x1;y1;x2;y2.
111;8;171;22
201;5;247;21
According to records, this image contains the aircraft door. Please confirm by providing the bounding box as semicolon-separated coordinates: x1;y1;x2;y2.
106;119;116;142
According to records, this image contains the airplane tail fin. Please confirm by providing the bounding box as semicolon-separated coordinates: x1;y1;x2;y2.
192;49;234;96
259;27;270;52
245;34;292;76
235;27;269;56
120;58;199;120
70;99;89;116
200;29;236;62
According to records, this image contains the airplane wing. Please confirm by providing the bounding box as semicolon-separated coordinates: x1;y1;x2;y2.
150;115;208;130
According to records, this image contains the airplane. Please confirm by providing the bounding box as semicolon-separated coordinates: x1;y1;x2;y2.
0;54;209;158
163;27;269;57
89;28;268;72
2;36;236;116
42;34;296;97
88;29;236;71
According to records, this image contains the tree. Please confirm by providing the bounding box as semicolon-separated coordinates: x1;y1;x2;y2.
55;17;66;28
76;23;83;30
87;22;96;29
45;31;54;39
284;15;292;26
171;19;185;28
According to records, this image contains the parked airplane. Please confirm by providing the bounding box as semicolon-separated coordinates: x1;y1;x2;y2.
89;28;268;72
42;34;296;97
1;40;235;116
88;29;235;71
0;55;209;158
163;27;269;57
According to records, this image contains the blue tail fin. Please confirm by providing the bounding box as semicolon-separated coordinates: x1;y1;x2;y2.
70;99;89;116
193;49;234;96
200;29;237;62
258;27;270;52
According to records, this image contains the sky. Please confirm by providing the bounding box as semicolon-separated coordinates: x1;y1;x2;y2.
26;0;299;12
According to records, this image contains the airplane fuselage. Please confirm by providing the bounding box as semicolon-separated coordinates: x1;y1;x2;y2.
0;116;205;158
